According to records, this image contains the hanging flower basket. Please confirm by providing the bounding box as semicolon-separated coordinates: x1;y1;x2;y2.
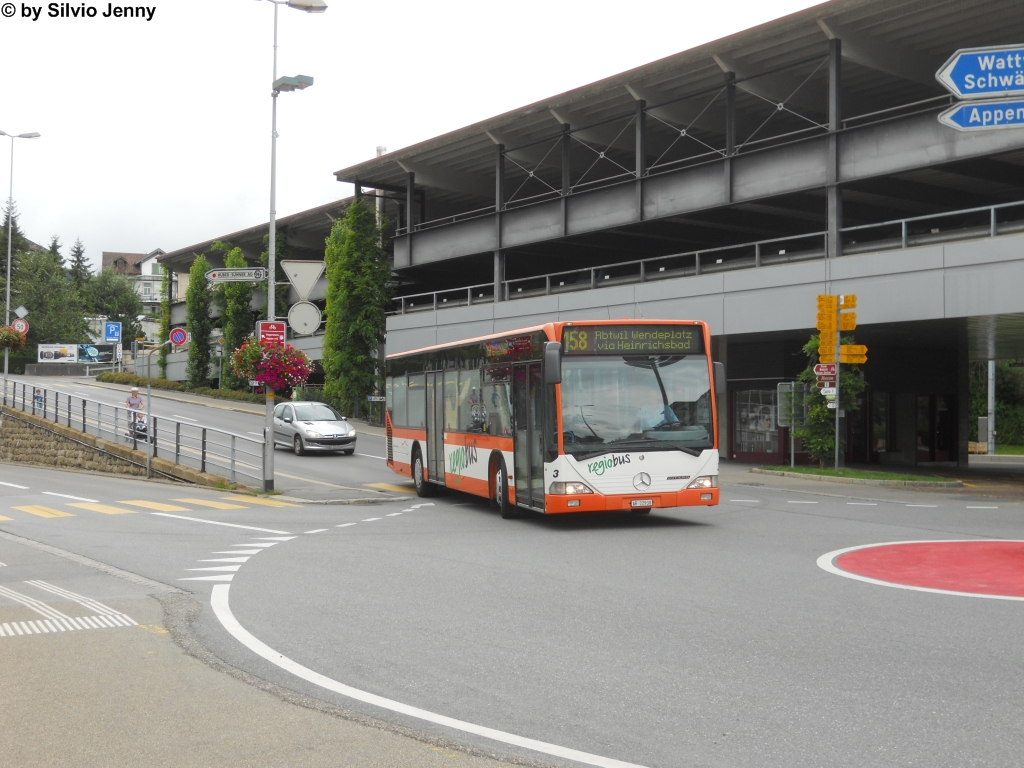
0;327;27;353
231;337;313;391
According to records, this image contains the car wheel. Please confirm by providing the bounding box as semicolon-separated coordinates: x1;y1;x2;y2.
293;435;305;456
495;457;518;519
412;449;435;497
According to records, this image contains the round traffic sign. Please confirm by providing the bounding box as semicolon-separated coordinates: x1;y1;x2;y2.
169;328;188;345
11;318;28;335
287;301;322;336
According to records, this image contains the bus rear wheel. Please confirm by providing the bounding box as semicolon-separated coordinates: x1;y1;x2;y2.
495;458;518;519
413;449;435;498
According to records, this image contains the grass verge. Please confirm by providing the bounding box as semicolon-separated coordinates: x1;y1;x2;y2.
995;445;1024;455
95;372;266;404
758;466;951;482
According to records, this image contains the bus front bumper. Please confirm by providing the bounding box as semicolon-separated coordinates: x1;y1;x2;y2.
544;487;719;513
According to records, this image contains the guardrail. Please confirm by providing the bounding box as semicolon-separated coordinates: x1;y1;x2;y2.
390;197;1024;315
1;380;265;486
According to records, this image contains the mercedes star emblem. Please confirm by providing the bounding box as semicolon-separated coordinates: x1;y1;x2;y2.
633;472;652;491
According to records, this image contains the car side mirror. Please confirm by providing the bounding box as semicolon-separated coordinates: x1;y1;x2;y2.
283;417;293;423
713;361;726;396
543;342;562;385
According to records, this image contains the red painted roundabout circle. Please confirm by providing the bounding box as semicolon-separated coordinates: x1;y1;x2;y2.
817;540;1024;600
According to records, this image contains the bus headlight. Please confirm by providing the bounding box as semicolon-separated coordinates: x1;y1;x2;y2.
686;476;718;489
548;481;594;495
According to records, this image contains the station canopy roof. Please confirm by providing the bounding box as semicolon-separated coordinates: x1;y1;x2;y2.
334;0;1024;221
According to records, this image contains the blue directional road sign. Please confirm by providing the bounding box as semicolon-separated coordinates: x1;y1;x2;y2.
939;99;1024;131
104;321;122;342
936;45;1024;100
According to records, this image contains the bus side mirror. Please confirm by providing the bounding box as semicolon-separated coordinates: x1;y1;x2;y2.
543;342;562;385
713;362;726;396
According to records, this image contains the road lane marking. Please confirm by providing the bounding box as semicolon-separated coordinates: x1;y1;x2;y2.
252;536;296;541
847;503;877;506
0;562;6;567
0;482;28;489
13;506;75;519
188;565;243;572
728;500;760;503
967;506;998;509
26;581;125;616
42;492;98;502
229;543;277;548
211;584;650;768
305;529;328;534
214;549;262;555
787;501;818;504
170;498;247;510
0;515;12;521
336;523;356;527
173;415;197;421
362;517;382;522
150;513;290;534
357;453;387;460
68;503;137;515
275;472;363;491
118;500;192;512
906;504;937;507
180;574;234;582
386;513;402;516
223;495;298;508
200;557;251;563
366;483;416;494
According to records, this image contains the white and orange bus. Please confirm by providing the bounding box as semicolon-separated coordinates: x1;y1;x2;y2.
385;320;722;517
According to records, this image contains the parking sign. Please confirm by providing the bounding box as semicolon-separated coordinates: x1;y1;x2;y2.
105;321;122;342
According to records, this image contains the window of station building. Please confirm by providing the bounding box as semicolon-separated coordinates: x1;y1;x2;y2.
872;392;895;453
408;374;426;428
734;390;778;454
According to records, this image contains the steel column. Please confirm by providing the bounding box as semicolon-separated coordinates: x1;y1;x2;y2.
406;172;415;233
724;72;736;203
561;124;571;236
494;143;505;302
827;38;842;259
635;101;645;220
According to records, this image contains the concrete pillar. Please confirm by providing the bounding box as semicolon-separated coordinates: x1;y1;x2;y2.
958;320;971;468
988;359;996;455
827;38;842;259
493;251;504;303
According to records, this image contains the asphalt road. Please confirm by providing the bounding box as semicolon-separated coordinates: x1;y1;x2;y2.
2;438;1023;767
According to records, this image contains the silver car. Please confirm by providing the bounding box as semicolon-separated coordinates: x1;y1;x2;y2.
273;401;357;456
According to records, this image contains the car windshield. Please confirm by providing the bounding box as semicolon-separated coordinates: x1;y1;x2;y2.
560;355;714;458
293;404;342;421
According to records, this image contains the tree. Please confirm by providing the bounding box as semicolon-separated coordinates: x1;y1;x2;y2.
0;199;30;316
67;239;92;292
46;236;63;269
89;269;144;342
185;254;213;388
793;333;865;467
218;246;256;389
158;264;172;378
322;199;391;415
11;248;90;349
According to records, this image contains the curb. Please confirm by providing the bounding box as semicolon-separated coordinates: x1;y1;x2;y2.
281;496;406;505
750;468;963;488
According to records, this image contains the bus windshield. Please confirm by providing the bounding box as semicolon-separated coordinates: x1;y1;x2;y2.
560;355;714;459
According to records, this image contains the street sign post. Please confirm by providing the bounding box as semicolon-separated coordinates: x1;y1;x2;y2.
256;320;287;345
816;295;866;469
939;99;1024;131
777;382;807;467
104;321;122;342
169;328;187;346
206;268;268;283
11;318;28;335
936;46;1024;100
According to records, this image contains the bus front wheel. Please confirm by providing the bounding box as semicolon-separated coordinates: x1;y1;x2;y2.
495;457;517;519
413;449;435;498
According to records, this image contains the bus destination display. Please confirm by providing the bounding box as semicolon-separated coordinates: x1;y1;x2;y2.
562;324;704;355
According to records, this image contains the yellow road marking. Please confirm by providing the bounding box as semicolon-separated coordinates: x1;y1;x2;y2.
275;471;361;490
13;505;75;519
365;483;416;494
170;498;247;510
0;515;10;521
223;495;298;507
117;500;193;512
68;502;137;515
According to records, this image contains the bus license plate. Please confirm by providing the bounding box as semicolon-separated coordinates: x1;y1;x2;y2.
631;499;653;507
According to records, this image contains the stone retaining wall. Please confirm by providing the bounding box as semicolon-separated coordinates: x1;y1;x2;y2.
0;406;241;488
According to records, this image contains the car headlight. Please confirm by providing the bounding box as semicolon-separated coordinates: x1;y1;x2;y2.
686;475;718;489
548;481;594;495
305;430;324;439
348;428;356;436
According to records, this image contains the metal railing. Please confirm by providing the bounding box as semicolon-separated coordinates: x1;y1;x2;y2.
390;197;1024;315
1;380;265;486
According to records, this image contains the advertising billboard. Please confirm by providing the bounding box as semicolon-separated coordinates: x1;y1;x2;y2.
36;343;119;363
77;343;117;363
37;344;79;363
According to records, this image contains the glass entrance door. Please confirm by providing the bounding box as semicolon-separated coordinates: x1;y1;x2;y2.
916;394;957;463
425;371;445;481
512;362;544;510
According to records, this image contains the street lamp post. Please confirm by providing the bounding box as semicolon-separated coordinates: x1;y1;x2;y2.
1;130;40;398
256;0;324;491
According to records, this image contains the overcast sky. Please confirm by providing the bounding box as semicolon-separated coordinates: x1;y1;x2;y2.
1;0;823;269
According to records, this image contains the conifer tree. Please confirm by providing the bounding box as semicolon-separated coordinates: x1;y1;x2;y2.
185;254;213;388
218;246;256;389
158;265;172;378
68;239;92;290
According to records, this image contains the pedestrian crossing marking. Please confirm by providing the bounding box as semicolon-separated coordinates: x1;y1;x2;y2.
223;495;298;507
170;498;247;510
0;515;11;521
67;502;137;515
12;505;75;519
365;483;417;494
117;500;192;512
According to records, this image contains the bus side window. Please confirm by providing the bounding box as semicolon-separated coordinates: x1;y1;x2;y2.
443;370;458;431
459;369;483;432
407;374;426;428
482;382;511;436
385;377;394;423
392;376;408;427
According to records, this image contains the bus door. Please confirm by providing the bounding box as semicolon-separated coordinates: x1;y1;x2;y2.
425;371;445;482
512;361;544;510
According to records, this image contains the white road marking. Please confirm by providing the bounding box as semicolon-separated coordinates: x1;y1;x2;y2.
336;523;356;528
42;492;98;502
0;583;135;636
0;482;28;489
305;529;328;534
200;557;250;563
173;415;197;421
967;506;998;509
214;549;262;555
188;565;243;572
0;562;6;567
787;501;818;504
362;518;382;522
410;503;435;509
847;503;877;506
386;513;402;516
180;574;234;582
357;453;387;460
211;584;650;768
230;543;277;548
817;540;1024;602
150;513;291;534
253;536;296;541
906;504;937;508
26;581;122;616
728;500;760;503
